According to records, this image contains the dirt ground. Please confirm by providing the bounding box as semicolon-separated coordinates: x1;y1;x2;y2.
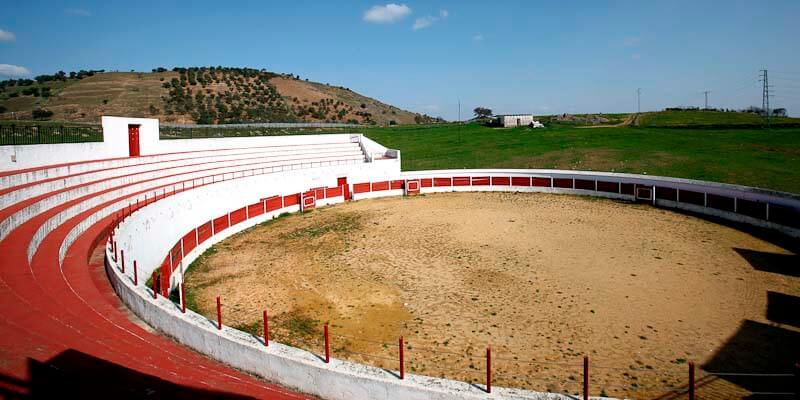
184;192;799;399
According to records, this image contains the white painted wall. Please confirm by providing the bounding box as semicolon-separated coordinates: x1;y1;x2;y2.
1;116;394;174
0;130;129;171
499;115;541;127
106;166;362;275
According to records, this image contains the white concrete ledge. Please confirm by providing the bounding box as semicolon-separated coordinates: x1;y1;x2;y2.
106;195;585;400
100;168;798;400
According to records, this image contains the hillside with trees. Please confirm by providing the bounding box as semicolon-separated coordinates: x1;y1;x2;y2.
0;67;443;125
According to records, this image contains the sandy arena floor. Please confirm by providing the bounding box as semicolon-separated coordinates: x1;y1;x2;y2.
184;192;799;399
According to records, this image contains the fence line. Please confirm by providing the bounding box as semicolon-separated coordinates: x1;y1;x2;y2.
163;122;360;129
160;123;360;140
0;124;104;145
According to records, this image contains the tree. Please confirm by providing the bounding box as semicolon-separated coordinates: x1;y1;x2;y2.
473;107;493;119
772;108;787;117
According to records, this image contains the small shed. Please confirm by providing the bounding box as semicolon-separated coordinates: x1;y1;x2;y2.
495;114;544;128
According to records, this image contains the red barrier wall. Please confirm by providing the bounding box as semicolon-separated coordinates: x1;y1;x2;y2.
574;179;595;190
197;221;212;244
171;242;182;266
213;214;229;233
230;207;247;226
266;196;282;212
353;183;371;193
433;177;451;187
248;201;265;218
532;177;551;187
326;186;343;198
471;176;490;186
511;177;531;186
283;193;300;207
372;181;390;191
596;181;619;193
491;176;510;186
182;230;197;255
553;178;573;188
453;177;470;186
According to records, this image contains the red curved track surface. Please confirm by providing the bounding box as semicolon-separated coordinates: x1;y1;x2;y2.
0;150;339;399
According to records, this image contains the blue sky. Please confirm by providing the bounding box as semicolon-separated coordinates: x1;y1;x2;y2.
2;0;800;119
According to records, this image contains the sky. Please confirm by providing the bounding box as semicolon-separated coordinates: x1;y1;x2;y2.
2;0;800;119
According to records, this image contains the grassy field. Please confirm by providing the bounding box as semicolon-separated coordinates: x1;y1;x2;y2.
359;123;800;194
638;110;800;128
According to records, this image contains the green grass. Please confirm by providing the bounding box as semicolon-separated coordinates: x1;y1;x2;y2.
536;112;631;126
0;79;79;112
280;212;362;240
180;245;219;311
358;123;800;194
639;110;800;128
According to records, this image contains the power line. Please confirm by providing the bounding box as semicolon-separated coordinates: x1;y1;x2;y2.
771;70;800;76
771;76;800;84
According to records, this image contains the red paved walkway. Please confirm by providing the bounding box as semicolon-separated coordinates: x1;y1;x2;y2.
0;159;312;399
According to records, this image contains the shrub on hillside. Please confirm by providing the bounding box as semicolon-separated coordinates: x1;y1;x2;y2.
32;109;54;120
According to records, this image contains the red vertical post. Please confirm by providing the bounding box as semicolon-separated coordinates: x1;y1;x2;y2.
113;241;118;262
486;345;492;393
180;283;186;313
324;323;330;363
399;336;405;379
264;310;269;347
583;355;589;400
216;296;222;330
133;261;138;285
688;361;695;400
152;272;158;299
120;249;125;273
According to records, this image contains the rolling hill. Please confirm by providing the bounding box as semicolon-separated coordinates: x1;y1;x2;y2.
0;67;442;125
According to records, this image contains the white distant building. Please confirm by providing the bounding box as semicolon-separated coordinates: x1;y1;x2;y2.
495;114;544;128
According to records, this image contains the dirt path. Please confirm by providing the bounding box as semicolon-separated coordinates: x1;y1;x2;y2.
184;192;799;399
577;113;641;128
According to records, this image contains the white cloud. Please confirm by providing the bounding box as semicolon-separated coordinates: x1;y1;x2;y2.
0;29;16;42
413;16;435;30
623;36;641;47
363;4;411;23
413;9;448;31
0;64;31;78
65;8;92;16
631;54;641;60
473;34;484;42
